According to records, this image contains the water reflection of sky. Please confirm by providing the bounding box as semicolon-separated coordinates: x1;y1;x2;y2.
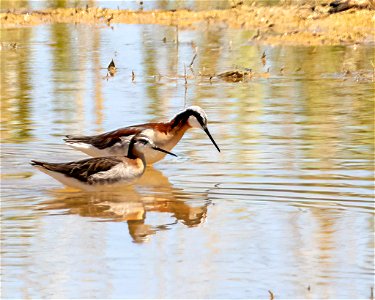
1;22;374;299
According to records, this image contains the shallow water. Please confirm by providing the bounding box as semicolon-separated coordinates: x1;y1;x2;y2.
1;23;374;299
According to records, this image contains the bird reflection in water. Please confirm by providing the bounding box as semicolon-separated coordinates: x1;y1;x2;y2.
37;167;210;243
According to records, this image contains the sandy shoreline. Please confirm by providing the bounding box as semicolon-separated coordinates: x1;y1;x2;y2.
1;4;374;46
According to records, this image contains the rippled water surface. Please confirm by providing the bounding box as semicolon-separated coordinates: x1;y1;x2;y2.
1;23;374;299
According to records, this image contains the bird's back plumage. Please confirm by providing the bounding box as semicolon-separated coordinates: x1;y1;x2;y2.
31;157;124;183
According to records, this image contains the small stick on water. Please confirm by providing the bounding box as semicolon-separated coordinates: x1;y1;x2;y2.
261;51;266;66
184;83;187;107
175;25;179;45
184;64;187;86
371;286;374;300
268;290;274;300
106;14;113;25
189;53;197;68
108;59;116;70
107;59;116;77
132;70;135;82
252;29;260;40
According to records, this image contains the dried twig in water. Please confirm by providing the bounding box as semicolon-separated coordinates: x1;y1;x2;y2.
106;14;113;24
107;59;116;70
107;59;116;77
268;290;274;300
371;286;374;300
132;70;135;82
261;51;266;66
175;25;179;44
252;29;260;40
184;64;188;86
217;70;250;82
184;81;187;107
189;53;197;68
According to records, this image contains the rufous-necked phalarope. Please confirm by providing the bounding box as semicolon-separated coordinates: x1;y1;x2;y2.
64;106;220;165
31;135;176;191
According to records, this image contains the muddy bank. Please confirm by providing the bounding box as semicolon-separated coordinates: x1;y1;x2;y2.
1;4;374;45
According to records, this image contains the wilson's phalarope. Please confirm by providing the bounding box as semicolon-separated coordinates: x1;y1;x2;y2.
64;106;220;164
31;135;176;191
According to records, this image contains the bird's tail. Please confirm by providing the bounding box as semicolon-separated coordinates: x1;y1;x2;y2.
30;160;45;167
63;135;91;143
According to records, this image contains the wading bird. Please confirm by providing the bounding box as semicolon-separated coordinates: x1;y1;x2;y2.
64;106;220;164
31;135;176;191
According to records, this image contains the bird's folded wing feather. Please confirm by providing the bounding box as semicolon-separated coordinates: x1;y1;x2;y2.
64;126;147;149
89;158;143;184
32;157;123;182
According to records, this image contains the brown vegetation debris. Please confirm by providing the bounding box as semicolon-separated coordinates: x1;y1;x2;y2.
0;4;374;46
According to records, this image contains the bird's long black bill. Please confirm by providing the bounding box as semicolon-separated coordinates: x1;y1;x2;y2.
153;146;177;157
203;127;221;152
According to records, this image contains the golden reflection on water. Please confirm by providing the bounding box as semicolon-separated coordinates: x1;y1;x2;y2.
92;24;105;131
37;168;209;243
1;27;33;142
